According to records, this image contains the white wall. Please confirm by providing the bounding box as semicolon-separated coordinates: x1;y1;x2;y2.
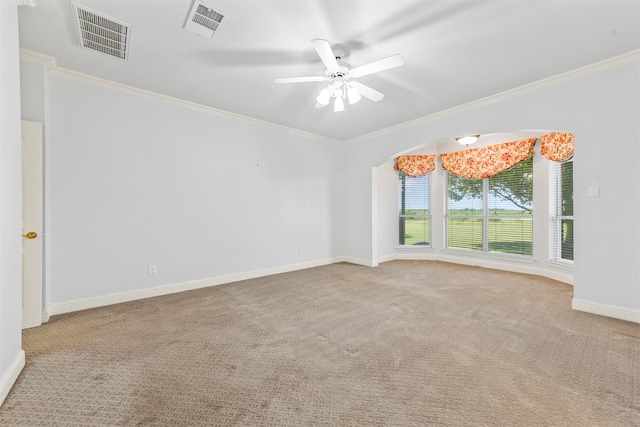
0;1;26;407
345;53;640;321
19;60;44;124
16;49;640;325
19;68;339;312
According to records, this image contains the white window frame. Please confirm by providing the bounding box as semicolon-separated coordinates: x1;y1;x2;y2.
398;172;431;247
444;159;534;257
549;159;574;265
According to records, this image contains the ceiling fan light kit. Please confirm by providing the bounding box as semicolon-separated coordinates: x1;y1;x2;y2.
314;80;361;112
274;38;404;112
347;84;361;104
316;88;331;106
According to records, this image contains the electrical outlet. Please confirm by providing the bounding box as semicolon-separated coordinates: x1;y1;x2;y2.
298;248;303;255
148;265;157;276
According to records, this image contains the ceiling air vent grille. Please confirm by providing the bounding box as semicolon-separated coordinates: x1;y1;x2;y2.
184;1;225;39
72;3;131;61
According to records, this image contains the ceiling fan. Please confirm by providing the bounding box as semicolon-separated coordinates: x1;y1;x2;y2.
274;39;404;112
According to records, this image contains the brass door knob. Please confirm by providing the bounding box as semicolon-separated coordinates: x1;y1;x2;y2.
22;232;38;239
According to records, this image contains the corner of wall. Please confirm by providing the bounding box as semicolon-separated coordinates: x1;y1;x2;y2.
0;350;24;407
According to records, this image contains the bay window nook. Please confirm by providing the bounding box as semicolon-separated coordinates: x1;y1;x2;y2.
383;131;574;280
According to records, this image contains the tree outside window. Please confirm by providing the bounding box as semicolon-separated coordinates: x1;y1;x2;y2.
446;157;533;256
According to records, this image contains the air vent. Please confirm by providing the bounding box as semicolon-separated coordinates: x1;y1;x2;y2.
72;3;131;61
184;0;225;38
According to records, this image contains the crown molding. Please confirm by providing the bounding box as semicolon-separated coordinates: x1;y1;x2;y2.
19;49;57;70
346;49;640;144
17;0;37;7
19;48;639;145
19;49;342;145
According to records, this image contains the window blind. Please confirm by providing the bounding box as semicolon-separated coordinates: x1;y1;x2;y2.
398;173;430;246
446;176;483;250
487;158;533;255
549;160;574;262
446;157;533;256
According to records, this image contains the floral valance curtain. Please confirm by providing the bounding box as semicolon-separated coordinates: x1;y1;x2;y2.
540;132;574;162
394;155;436;177
439;138;536;179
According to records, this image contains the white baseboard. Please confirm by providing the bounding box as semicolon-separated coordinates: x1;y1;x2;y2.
0;350;25;407
47;254;576;318
377;254;397;263
572;298;640;324
48;257;343;316
379;252;574;285
436;254;574;285
334;256;378;267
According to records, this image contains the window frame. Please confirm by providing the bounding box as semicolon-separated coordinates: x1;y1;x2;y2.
444;157;534;257
548;159;574;265
397;172;432;248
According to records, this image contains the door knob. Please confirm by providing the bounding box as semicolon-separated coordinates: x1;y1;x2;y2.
22;231;38;239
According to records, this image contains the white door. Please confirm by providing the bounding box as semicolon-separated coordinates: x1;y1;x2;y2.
22;120;43;329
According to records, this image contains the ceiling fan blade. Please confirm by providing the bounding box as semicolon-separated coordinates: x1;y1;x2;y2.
349;81;385;102
350;54;404;78
273;76;326;84
311;38;339;73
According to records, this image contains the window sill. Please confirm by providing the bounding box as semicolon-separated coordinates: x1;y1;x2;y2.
396;245;434;251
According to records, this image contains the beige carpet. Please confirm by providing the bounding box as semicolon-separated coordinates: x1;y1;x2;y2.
0;261;638;426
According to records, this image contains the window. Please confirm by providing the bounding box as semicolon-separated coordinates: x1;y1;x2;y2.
446;157;533;255
549;159;573;263
398;172;430;246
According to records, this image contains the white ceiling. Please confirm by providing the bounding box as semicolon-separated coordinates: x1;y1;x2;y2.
17;0;640;141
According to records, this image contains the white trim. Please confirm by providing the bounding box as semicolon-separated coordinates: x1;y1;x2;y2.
335;256;378;267
371;167;378;263
17;0;37;7
43;65;52;325
378;252;574;285
347;49;640;144
0;350;25;407
18;49;341;145
396;245;434;250
538;267;573;285
20;48;639;145
377;254;397;264
47;256;380;316
442;248;537;264
49;257;343;316
49;254;640;325
573;298;640;324
18;49;56;71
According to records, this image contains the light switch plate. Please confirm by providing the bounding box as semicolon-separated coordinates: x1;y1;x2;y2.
589;186;599;197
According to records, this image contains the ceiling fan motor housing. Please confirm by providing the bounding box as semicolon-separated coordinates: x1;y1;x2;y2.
274;39;403;108
326;65;351;82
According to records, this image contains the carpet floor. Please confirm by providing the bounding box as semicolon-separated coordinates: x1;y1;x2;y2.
0;261;638;426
